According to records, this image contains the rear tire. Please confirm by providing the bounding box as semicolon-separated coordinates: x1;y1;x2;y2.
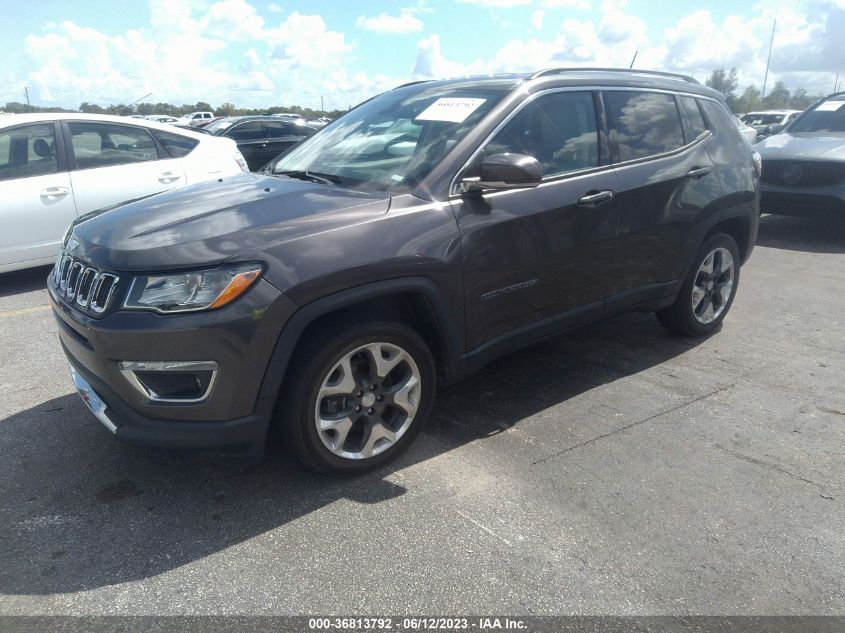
280;318;435;476
657;232;741;337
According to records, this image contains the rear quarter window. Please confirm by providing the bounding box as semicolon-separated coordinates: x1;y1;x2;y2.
678;96;708;142
154;130;200;158
605;91;685;161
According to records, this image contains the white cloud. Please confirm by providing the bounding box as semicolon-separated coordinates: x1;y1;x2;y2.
265;12;353;69
412;34;483;78
268;3;283;12
200;0;266;40
356;8;424;33
8;0;845;114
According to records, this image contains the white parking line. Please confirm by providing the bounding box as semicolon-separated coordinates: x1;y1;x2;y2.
0;305;52;319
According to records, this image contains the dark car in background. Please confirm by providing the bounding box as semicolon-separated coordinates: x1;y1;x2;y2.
757;93;845;218
204;116;317;171
50;69;759;475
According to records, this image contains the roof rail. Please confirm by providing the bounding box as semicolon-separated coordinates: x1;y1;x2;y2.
393;80;434;90
530;67;699;84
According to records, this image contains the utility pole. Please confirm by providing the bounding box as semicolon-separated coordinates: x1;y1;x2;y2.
629;50;638;69
24;86;30;110
321;95;324;113
835;73;840;93
762;19;776;99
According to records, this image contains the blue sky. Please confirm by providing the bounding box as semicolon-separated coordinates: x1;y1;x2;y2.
1;0;843;111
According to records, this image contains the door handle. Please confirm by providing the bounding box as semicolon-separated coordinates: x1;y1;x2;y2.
40;186;69;198
686;166;711;179
158;171;181;183
577;190;614;206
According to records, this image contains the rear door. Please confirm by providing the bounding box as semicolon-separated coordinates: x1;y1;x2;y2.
604;90;721;308
453;90;618;351
0;122;77;269
225;121;268;170
63;120;186;214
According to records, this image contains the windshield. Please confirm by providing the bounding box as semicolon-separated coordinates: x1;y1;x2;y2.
741;113;786;126
268;86;507;193
205;119;237;134
788;99;845;133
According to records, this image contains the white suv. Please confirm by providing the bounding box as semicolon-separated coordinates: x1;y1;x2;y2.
0;113;249;273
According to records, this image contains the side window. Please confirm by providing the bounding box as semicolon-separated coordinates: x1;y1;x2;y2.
605;91;686;161
0;123;59;182
266;121;297;139
678;96;708;142
154;130;199;158
68;122;159;170
227;121;267;141
485;91;599;178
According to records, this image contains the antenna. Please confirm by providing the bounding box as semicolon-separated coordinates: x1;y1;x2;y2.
629;51;638;69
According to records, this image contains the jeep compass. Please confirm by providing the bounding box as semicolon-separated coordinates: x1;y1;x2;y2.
50;69;760;475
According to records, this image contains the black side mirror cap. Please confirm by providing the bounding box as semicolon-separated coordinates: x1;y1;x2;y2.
461;153;542;192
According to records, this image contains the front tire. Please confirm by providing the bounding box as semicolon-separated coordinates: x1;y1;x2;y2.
657;232;741;336
280;319;436;476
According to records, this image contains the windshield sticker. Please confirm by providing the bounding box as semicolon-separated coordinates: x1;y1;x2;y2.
816;100;845;111
415;98;487;123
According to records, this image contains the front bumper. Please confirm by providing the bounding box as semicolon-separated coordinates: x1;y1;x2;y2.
50;277;297;456
65;356;272;457
761;183;845;218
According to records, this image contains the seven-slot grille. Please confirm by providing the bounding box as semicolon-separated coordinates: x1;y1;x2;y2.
53;250;119;314
761;160;845;187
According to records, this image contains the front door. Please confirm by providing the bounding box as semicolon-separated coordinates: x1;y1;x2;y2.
264;120;307;166
0;122;77;269
452;90;618;351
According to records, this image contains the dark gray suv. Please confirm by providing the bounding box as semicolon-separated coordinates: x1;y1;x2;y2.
50;69;760;475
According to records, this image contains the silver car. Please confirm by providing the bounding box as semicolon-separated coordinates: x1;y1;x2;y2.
757;93;845;218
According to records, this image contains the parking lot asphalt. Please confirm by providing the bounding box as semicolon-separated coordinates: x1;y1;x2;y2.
0;214;843;616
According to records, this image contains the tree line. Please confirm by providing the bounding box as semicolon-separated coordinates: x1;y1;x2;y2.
704;67;829;113
1;100;345;119
4;68;835;118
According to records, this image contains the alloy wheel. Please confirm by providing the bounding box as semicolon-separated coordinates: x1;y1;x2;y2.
691;247;735;325
314;342;422;460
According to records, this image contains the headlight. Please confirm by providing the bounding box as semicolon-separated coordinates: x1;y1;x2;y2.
124;263;262;313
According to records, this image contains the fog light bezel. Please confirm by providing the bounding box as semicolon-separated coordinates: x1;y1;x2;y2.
118;361;219;403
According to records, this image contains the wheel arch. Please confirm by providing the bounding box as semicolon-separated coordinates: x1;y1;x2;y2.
257;277;463;407
707;213;755;264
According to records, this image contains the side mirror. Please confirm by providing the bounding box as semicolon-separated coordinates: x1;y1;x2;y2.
461;153;542;192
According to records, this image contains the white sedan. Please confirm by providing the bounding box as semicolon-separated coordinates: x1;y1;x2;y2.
0;113;249;273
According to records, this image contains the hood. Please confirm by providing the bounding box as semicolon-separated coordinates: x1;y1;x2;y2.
756;132;845;161
67;172;391;271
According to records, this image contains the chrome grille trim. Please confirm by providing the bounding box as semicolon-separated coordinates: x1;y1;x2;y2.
90;274;119;314
75;268;99;307
52;249;120;315
66;262;84;301
58;255;73;292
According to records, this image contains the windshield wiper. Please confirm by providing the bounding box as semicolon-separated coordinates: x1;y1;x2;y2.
275;170;342;186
